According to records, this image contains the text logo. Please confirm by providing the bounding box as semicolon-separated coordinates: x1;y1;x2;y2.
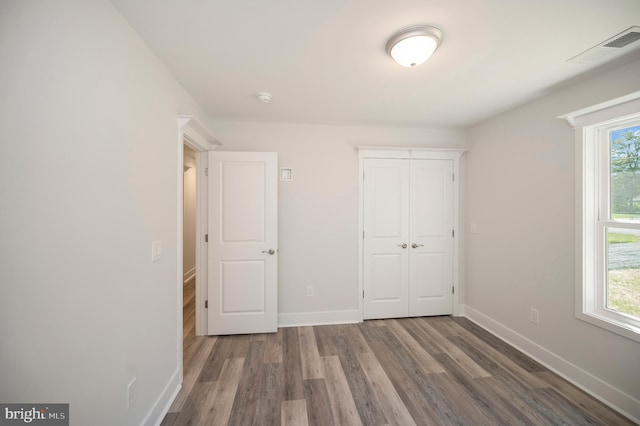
1;404;68;426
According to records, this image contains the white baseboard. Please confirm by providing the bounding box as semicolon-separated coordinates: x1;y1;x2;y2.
462;304;640;423
183;267;196;285
144;367;181;426
278;309;361;328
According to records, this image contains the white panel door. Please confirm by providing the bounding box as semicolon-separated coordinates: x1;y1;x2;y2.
409;160;453;316
363;159;410;319
208;151;278;335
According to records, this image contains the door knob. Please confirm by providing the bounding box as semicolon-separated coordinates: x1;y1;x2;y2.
397;243;408;249
411;243;424;249
262;249;276;255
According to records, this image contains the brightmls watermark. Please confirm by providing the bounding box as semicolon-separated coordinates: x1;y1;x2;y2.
1;404;68;425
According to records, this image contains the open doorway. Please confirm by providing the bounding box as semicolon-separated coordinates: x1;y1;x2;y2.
183;146;197;341
177;115;220;383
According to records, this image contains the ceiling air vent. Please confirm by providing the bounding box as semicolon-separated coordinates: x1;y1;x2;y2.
603;31;640;48
568;26;640;63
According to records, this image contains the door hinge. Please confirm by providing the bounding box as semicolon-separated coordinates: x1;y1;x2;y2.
205;167;209;176
205;300;208;309
205;234;208;242
362;231;365;239
452;229;455;238
452;172;455;182
363;290;365;298
452;286;455;295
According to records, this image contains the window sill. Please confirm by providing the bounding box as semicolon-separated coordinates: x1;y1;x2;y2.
576;310;640;344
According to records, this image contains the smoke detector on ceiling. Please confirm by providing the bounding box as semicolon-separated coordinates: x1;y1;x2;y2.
568;26;640;63
257;92;272;103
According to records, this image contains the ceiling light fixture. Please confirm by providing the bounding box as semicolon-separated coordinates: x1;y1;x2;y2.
386;25;443;67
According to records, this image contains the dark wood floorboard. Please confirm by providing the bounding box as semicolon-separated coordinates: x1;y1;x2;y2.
227;341;266;426
282;327;305;401
255;362;284;426
167;300;637;426
304;378;335;426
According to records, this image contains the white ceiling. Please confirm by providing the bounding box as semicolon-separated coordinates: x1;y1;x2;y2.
111;0;640;128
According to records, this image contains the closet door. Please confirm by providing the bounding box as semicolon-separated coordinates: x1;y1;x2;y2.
409;159;453;316
363;159;410;319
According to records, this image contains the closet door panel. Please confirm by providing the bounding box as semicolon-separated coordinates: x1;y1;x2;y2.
363;159;409;319
415;252;446;297
409;159;453;316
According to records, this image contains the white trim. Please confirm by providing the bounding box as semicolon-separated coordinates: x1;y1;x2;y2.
357;147;466;320
193;152;209;336
357;146;466;160
143;367;181;426
569;100;640;343
559;91;640;129
183;266;196;285
178;116;219;339
173;115;220;418
177;115;221;149
463;304;640;424
278;310;361;328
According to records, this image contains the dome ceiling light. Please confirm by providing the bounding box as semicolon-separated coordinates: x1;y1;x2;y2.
386;25;443;67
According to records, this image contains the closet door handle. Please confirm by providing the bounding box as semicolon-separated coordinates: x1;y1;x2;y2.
411;243;424;249
397;243;408;249
262;249;276;255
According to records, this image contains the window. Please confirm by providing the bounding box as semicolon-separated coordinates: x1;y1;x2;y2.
575;101;640;342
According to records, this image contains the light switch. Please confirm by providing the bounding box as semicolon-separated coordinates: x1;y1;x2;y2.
151;240;162;262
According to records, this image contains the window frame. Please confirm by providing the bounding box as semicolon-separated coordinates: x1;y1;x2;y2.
570;96;640;343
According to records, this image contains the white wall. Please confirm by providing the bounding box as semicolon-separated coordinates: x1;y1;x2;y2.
0;1;211;425
465;57;640;420
183;146;197;282
211;122;466;324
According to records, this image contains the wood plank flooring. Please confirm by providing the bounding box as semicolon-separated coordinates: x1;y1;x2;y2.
165;285;635;425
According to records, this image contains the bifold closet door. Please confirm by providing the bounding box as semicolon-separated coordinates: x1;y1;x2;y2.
363;158;453;320
363;159;410;319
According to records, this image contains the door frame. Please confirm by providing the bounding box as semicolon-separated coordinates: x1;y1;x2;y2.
357;147;466;320
177;115;220;379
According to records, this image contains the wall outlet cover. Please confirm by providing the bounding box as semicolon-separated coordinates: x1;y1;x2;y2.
127;377;137;408
530;308;540;324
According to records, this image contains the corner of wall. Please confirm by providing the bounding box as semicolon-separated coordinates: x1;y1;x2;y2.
462;304;640;423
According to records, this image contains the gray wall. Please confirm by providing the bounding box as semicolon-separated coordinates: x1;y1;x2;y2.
465;57;640;419
0;1;210;424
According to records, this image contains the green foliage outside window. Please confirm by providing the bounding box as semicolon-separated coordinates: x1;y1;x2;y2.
611;127;640;219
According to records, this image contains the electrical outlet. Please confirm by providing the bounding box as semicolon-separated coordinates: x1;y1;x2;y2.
127;377;137;408
306;286;313;297
530;308;540;324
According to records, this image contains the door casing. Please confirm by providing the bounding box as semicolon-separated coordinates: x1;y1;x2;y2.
177;116;220;384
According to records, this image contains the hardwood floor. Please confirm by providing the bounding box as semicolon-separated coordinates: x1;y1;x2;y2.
165;290;635;425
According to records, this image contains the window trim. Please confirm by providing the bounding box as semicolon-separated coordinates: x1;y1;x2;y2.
566;94;640;343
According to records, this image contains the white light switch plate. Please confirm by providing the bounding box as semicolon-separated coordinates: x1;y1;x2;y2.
151;240;162;262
